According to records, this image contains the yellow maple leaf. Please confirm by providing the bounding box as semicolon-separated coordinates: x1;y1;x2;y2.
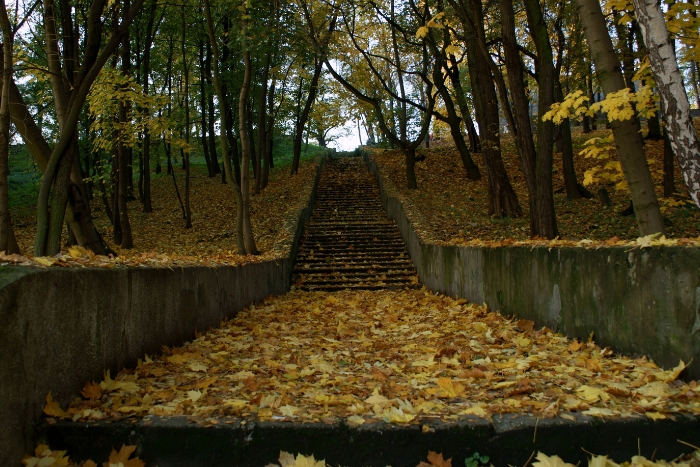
416;26;429;38
427;377;466;398
382;407;416;424
645;411;667;420
532;452;575;467
278;452;326;467
43;392;65;418
460;405;488;417
576;385;610;403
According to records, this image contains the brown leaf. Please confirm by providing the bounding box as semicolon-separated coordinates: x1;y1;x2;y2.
516;319;535;332
458;368;484;379
244;376;260;391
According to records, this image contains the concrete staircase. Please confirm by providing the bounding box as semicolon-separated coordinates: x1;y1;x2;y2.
292;156;419;291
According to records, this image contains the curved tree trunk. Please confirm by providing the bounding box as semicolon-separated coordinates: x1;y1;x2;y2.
465;17;521;217
203;0;245;253
239;48;258;254
633;0;700;209
291;59;322;175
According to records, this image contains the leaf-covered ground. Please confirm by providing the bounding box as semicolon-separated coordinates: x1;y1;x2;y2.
23;444;700;467
10;159;319;267
369;126;700;245
47;289;700;427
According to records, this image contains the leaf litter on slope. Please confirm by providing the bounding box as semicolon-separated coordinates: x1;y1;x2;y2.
10;160;319;267
46;289;700;426
370;125;700;245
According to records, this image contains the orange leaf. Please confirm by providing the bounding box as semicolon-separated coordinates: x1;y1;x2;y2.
427;451;453;467
81;381;102;400
108;445;145;467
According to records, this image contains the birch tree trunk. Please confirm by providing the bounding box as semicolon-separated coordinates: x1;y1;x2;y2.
633;0;700;209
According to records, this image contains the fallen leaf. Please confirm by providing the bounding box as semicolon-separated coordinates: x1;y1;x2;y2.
81;381;102;400
43;392;65;418
107;445;145;467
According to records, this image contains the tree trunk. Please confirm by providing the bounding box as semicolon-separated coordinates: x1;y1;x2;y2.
663;127;675;197
463;1;521;218
291;59;322;175
181;5;192;228
577;0;666;235
524;0;558;237
205;42;221;176
500;0;538;230
633;0;700;209
204;0;245;253
0;18;20;254
446;56;480;152
239;48;258;254
430;37;480;180
256;49;271;194
262;74;276;189
199;40;216;178
141;0;158;212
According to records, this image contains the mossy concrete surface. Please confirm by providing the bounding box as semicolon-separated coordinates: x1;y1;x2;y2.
0;158;324;466
365;154;700;379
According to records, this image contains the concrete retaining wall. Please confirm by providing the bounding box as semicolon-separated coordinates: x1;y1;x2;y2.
364;153;700;379
0;158;324;465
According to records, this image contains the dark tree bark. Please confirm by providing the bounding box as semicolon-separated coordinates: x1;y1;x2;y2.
445;55;480;152
0;18;20;254
181;4;191;228
577;0;666;235
450;0;521;217
204;0;246;252
291;58;323;175
524;0;558;237
239;46;258;254
205;41;221;176
199;40;216;178
255;48;272;194
424;20;480;180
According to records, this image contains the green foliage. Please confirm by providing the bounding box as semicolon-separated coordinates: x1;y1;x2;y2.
272;137;329;168
8;145;40;213
464;452;490;467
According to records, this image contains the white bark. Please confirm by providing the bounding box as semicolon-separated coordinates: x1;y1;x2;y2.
633;0;700;209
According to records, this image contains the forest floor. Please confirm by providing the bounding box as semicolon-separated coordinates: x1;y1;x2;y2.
370;124;700;246
8;147;323;267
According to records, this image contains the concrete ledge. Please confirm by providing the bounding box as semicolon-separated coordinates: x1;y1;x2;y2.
40;413;700;466
0;158;324;466
363;152;700;379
